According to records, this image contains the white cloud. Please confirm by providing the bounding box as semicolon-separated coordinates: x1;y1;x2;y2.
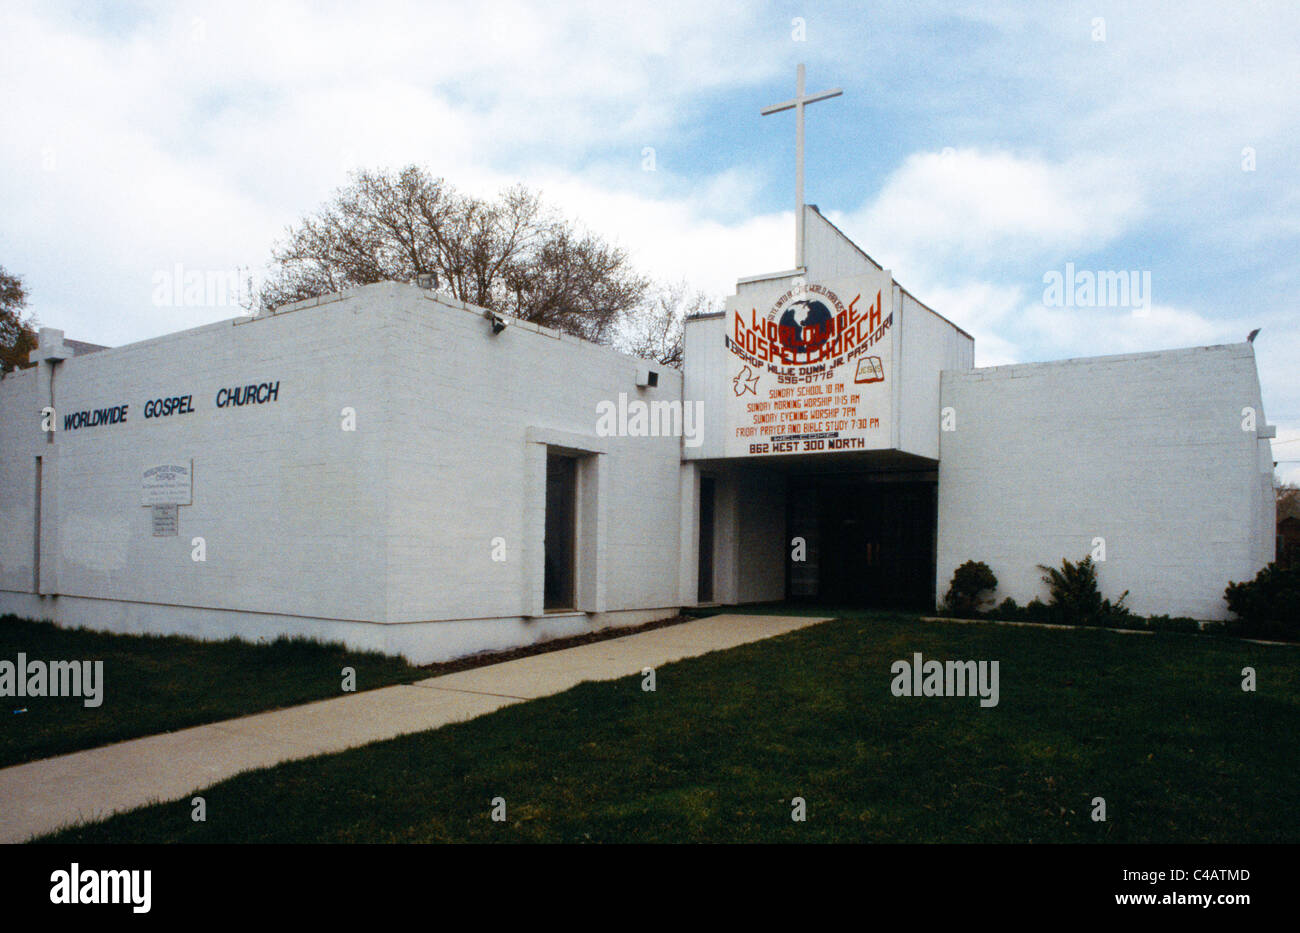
903;280;1027;367
834;148;1143;281
889;276;1232;369
518;171;790;297
1016;301;1230;358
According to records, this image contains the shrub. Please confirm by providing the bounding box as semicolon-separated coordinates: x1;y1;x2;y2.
1036;555;1131;626
987;597;1045;624
942;560;998;617
994;597;1021;619
1023;598;1051;622
1224;563;1300;641
945;558;1272;641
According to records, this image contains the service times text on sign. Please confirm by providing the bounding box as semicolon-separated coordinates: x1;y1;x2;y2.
723;270;894;457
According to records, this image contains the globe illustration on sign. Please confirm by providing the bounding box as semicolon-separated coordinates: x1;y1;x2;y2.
777;299;834;353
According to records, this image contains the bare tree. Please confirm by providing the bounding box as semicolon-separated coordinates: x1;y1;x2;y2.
616;279;719;368
259;166;648;343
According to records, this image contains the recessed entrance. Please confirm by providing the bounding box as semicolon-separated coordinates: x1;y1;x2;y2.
786;474;937;610
544;452;578;610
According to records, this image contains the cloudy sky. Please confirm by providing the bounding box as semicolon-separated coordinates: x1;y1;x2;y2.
2;1;1298;478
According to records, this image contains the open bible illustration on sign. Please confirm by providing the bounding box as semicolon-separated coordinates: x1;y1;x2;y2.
854;355;885;383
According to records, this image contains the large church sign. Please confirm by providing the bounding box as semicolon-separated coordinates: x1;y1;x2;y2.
723;269;894;457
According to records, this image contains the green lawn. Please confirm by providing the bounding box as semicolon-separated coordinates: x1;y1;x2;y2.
0;615;426;768
34;613;1300;843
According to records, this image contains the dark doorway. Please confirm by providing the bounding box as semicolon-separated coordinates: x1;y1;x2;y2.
697;476;715;602
544;453;578;610
786;475;936;610
33;456;42;593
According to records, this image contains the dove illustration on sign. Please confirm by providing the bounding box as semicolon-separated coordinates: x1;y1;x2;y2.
733;366;761;396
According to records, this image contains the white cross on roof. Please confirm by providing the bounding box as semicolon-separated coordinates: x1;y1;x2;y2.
761;63;843;269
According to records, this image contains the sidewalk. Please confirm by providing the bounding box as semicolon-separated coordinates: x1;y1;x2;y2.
0;613;828;843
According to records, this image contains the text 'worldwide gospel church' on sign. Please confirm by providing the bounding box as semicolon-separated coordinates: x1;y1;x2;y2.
724;268;894;457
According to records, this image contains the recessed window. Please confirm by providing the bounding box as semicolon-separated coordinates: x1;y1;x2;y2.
544;453;578;611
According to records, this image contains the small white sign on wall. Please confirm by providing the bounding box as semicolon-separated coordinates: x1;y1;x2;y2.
151;504;179;536
141;460;193;506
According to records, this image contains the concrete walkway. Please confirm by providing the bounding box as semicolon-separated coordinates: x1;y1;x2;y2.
0;613;828;843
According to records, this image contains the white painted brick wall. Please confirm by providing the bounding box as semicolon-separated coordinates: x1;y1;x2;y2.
0;367;41;592
936;344;1274;620
1;298;391;621
0;282;689;646
4;277;1274;652
381;288;686;622
897;293;974;460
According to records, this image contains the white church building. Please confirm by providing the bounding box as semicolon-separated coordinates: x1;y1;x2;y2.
0;74;1276;663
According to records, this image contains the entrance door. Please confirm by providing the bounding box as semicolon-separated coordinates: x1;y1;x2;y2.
697;476;715;602
544;453;578;610
33;456;42;593
788;476;936;610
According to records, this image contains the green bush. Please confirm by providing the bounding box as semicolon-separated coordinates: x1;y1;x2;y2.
1224;563;1300;641
994;596;1021;618
958;560;1257;642
988;597;1050;624
1036;555;1131;626
942;560;998;617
